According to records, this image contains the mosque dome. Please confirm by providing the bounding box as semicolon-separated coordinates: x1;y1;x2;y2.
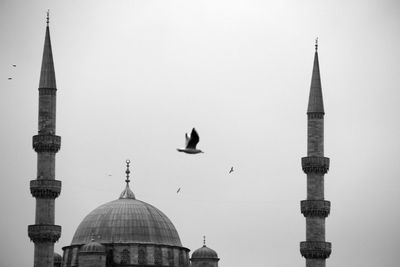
71;197;182;246
70;160;181;247
79;240;106;253
191;245;218;259
63;161;190;267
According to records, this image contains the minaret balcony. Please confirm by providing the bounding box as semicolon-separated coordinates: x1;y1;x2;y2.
28;224;61;243
300;241;331;259
307;112;324;119
33;134;61;153
30;179;61;198
301;200;330;217
39;87;57;95
301;156;329;174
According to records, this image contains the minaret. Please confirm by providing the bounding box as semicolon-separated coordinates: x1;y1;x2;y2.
300;39;331;267
28;11;62;267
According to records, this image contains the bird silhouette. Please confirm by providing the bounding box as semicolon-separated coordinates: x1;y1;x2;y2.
177;128;204;154
12;64;16;67
176;187;181;193
229;167;234;174
8;78;12;80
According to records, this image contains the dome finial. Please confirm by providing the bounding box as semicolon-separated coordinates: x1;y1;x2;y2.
119;159;136;199
315;37;318;51
125;159;131;186
46;10;50;26
203;235;206;246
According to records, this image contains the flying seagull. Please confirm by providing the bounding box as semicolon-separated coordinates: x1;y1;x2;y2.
177;128;204;154
176;187;181;193
12;64;16;67
229;167;234;174
8;78;12;80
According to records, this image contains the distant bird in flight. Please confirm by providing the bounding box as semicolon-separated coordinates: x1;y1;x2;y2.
8;77;12;80
12;64;16;67
229;167;234;174
176;187;181;193
108;174;112;177
177;128;204;154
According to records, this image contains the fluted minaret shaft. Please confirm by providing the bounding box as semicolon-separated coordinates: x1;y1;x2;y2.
300;43;331;267
28;15;61;267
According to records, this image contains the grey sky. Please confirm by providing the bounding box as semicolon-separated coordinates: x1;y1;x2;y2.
1;1;400;266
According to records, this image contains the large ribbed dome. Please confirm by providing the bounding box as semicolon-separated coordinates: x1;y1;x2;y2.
71;198;182;246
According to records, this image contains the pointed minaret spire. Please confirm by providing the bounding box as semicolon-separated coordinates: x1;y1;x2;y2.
300;41;331;266
307;38;324;114
119;159;136;199
203;235;206;247
39;9;56;89
28;12;61;267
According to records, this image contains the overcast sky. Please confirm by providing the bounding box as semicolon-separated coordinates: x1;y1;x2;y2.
1;1;400;267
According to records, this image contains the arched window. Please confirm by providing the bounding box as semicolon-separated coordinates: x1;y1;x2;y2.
106;249;114;266
154;247;162;265
138;246;146;265
121;249;130;264
168;249;174;266
179;250;186;267
66;249;73;266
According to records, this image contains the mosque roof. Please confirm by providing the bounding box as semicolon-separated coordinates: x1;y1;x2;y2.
71;198;182;247
70;160;182;247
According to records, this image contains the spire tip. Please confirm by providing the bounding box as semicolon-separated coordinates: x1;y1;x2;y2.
315;37;318;51
125;159;131;185
203;235;206;246
46;10;50;26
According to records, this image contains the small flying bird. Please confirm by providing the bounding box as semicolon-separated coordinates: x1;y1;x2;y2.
12;64;16;67
229;167;234;174
8;77;12;80
177;128;204;154
108;174;112;177
176;187;181;193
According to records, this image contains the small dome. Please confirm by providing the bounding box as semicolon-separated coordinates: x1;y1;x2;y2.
191;245;218;259
54;252;62;263
80;240;106;253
